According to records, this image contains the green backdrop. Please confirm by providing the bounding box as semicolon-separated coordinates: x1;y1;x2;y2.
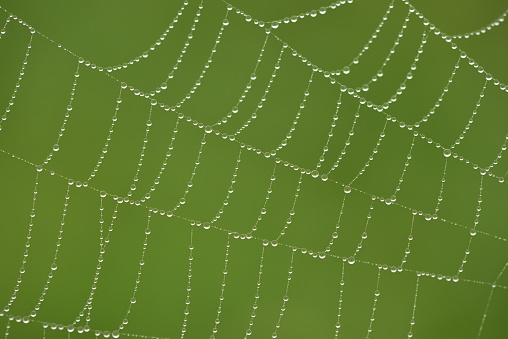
0;0;507;338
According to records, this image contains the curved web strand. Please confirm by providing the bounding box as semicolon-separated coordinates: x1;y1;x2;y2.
73;199;120;330
0;14;12;38
27;185;72;317
336;6;412;91
0;30;34;133
414;56;461;126
271;250;295;339
222;0;356;28
401;0;508;40
87;84;125;182
212;33;271;127
244;245;266;337
210;234;232;338
40;62;81;166
269;71;315;154
333;261;346;338
449;79;488;150
1;171;39;314
250;159;278;234
233;46;289;137
315;92;342;170
331;0;396;76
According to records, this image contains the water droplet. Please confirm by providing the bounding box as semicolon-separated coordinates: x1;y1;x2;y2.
318;252;326;259
262;239;269;246
344;186;351;194
443;149;452;157
311;170;319;178
250;73;257;80
36;165;43;172
205;126;213;133
130;297;136;304
321;174;328;181
347;256;355;264
424;214;432;221
100;191;107;198
470;228;477;236
53;144;60;152
50;263;58;270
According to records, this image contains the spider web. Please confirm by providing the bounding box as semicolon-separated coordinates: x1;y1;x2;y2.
0;0;507;338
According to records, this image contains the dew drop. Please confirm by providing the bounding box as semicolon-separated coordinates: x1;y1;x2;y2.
311;170;319;178
347;256;355;264
50;263;58;271
344;186;352;194
53;144;60;152
443;149;452;157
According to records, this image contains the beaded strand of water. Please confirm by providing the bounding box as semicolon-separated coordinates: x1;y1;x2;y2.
352;199;376;258
414;56;461;126
180;227;194;338
433;157;448;219
324;102;362;177
456;175;484;277
28;184;72;318
210;233;232;338
244;245;266;337
365;268;382;338
223;0;355;30
212;34;270;127
338;6;412;92
251;160;278;234
388;134;416;204
276;172;304;241
112;212;153;338
400;213;416;268
449;79;488;150
315;93;342;170
347;120;389;186
73;199;120;334
41;62;81;166
125;103;155;201
207;148;242;227
270;71;315;153
406;274;420;338
0;29;34;132
0;14;12;38
78;0;190;73
167;132;208;214
271;249;296;339
86;83;125;182
233;46;288;136
333;261;346;337
330;0;395;77
134;117;181;207
157;0;205;91
168;8;231;112
2;171;39;314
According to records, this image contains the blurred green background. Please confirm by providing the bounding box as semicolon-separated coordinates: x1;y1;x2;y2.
0;0;507;338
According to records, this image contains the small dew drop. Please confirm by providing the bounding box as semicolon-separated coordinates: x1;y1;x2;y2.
344;186;352;194
53;144;60;152
443;149;452;157
347;256;355;264
311;170;319;178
